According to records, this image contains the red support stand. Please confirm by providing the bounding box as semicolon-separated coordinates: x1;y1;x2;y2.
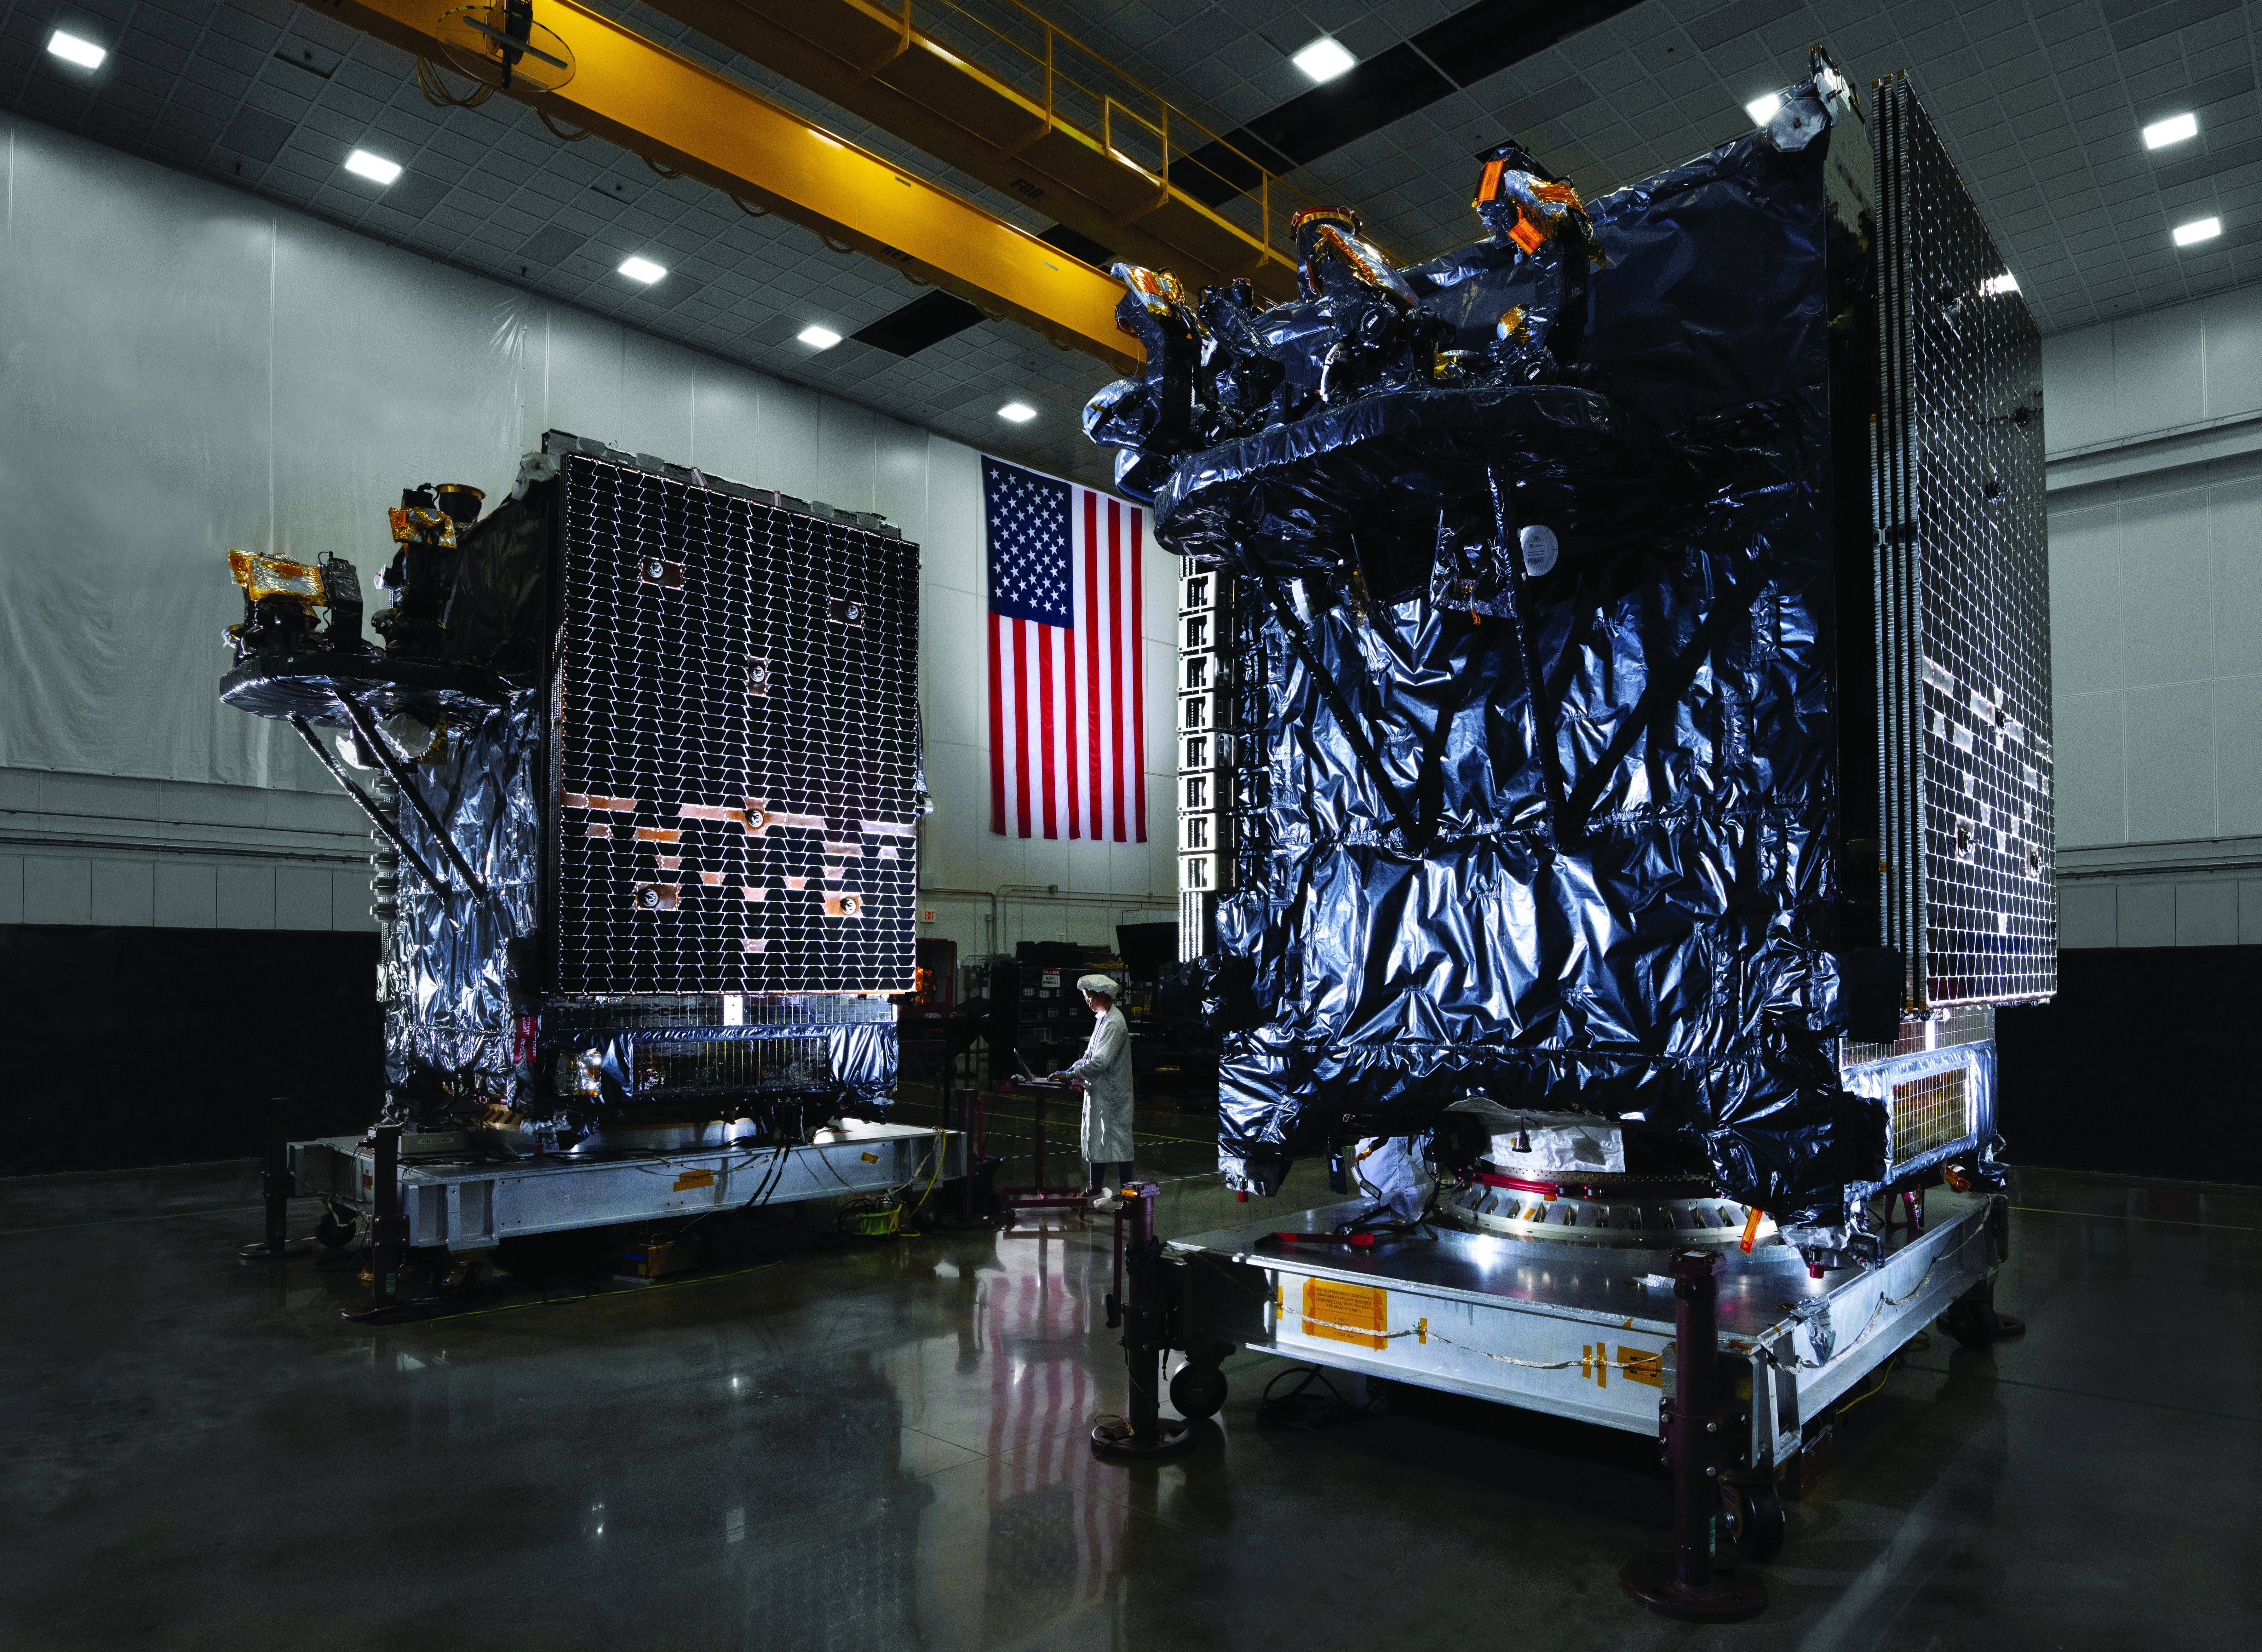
1621;1248;1768;1622
1092;1181;1191;1459
996;1080;1090;1231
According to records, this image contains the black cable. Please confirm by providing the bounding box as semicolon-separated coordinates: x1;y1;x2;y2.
1254;1366;1379;1431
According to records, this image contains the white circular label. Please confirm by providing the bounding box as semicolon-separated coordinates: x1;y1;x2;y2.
1519;524;1560;576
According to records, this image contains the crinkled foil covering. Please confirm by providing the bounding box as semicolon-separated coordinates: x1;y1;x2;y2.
1134;111;1891;1216
383;692;542;1116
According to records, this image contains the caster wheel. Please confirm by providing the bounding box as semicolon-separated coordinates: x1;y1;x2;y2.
1169;1361;1228;1420
1721;1479;1787;1562
1939;1294;2001;1349
316;1208;359;1250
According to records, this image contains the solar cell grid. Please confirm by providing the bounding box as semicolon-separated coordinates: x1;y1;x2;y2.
1875;80;2055;1011
553;454;921;995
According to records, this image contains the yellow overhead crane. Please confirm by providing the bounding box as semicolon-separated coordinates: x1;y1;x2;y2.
307;0;1143;372
628;0;1304;301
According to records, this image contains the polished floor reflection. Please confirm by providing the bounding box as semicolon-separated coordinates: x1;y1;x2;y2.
4;1127;2255;1650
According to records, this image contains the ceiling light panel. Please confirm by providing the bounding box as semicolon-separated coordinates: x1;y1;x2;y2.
46;30;106;69
997;402;1036;423
1291;38;1357;84
344;150;401;185
2172;217;2221;247
2142;112;2198;150
1745;93;1782;126
796;324;842;349
618;255;667;283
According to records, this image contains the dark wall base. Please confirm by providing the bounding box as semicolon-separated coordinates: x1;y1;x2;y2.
0;926;382;1177
1997;945;2261;1186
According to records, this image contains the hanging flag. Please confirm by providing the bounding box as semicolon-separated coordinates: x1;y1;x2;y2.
984;456;1147;842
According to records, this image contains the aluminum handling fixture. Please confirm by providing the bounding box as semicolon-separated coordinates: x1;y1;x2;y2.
217;434;960;1309
1082;54;2051;1617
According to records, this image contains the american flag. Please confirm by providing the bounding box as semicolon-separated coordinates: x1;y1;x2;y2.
984;456;1147;841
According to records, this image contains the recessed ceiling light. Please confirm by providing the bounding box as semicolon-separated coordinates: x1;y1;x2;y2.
618;255;667;283
1980;272;2018;296
47;30;106;70
1745;92;1782;126
998;402;1037;424
1291;38;1357;84
2172;216;2221;247
796;324;842;349
344;150;402;186
2142;112;2198;150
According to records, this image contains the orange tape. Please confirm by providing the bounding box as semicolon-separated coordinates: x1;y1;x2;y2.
1739;1207;1763;1254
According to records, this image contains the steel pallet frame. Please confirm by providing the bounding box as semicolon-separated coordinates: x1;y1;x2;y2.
1166;1190;2006;1474
291;1121;962;1251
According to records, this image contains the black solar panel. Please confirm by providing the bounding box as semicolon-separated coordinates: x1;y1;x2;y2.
552;454;921;995
1873;77;2055;1010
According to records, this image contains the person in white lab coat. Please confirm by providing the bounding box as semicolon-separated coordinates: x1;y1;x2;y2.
1048;973;1134;1212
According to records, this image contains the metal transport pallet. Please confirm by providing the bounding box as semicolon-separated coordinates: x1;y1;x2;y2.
291;1121;962;1253
1164;1189;2006;1480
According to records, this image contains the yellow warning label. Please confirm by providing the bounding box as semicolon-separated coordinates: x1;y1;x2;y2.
673;1169;715;1191
1618;1346;1664;1388
859;1151;880;1164
1301;1279;1388;1349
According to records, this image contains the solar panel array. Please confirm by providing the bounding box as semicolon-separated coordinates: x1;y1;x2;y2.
552;453;921;995
1874;77;2056;1012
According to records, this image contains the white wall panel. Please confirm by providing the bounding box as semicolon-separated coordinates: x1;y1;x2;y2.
90;860;154;927
756;379;822;498
2175;881;2239;948
334;869;376;933
2052;693;2123;847
2123;682;2214;845
924;450;983;595
2057;883;2116;949
2110;307;2205;437
275;866;336;930
816;399;879;512
216;866;276;930
2211;477;2262;679
24;859;91;925
153;863;219;929
874;423;934;549
691;368;764;482
2119;490;2208;691
2116;881;2175;947
619;331;698;463
2216;675;2262;839
2046;503;2119;695
0;856;21;924
2201;286;2262;423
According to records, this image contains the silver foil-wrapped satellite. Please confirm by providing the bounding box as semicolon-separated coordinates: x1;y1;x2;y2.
1093;56;2051;1250
219;432;921;1143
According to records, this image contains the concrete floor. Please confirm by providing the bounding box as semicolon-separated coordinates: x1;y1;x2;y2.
4;1111;2256;1651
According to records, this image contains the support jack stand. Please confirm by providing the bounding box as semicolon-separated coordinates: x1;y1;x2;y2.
239;1098;317;1259
1092;1180;1192;1461
1621;1248;1769;1623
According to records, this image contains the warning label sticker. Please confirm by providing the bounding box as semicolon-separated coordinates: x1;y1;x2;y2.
1301;1279;1388;1349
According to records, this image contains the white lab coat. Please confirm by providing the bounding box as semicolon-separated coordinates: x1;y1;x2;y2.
1065;1005;1134;1163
